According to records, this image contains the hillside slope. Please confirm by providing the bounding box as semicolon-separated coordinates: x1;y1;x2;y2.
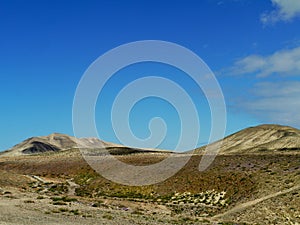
193;124;300;154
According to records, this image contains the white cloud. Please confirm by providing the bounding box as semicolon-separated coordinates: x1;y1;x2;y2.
230;46;300;77
240;81;300;127
261;0;300;25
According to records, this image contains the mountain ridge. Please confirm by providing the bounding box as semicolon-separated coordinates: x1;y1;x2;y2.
0;133;125;156
1;133;171;156
2;124;300;157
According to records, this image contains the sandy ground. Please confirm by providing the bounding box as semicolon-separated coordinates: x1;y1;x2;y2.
0;187;189;225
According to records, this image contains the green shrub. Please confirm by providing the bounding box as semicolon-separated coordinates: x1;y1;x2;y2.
51;196;77;202
58;208;68;212
52;201;67;205
102;214;113;220
70;209;80;215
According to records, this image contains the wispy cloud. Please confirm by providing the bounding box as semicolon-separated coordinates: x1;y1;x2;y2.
229;46;300;77
239;81;300;127
261;0;300;25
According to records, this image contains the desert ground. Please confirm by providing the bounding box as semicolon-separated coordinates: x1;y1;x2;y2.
0;151;300;224
0;125;300;224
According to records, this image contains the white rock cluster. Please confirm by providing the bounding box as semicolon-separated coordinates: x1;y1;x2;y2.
168;190;227;207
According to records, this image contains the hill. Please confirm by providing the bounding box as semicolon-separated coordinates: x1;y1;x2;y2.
192;124;300;154
0;133;170;157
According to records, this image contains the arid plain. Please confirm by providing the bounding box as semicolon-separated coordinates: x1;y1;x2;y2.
0;124;300;224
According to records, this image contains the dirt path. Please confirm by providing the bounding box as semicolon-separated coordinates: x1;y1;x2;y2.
25;175;79;196
212;184;300;220
26;175;47;183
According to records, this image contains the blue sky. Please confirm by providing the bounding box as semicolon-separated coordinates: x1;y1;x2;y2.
1;0;300;151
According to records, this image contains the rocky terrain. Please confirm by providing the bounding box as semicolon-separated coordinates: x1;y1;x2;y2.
0;124;299;224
